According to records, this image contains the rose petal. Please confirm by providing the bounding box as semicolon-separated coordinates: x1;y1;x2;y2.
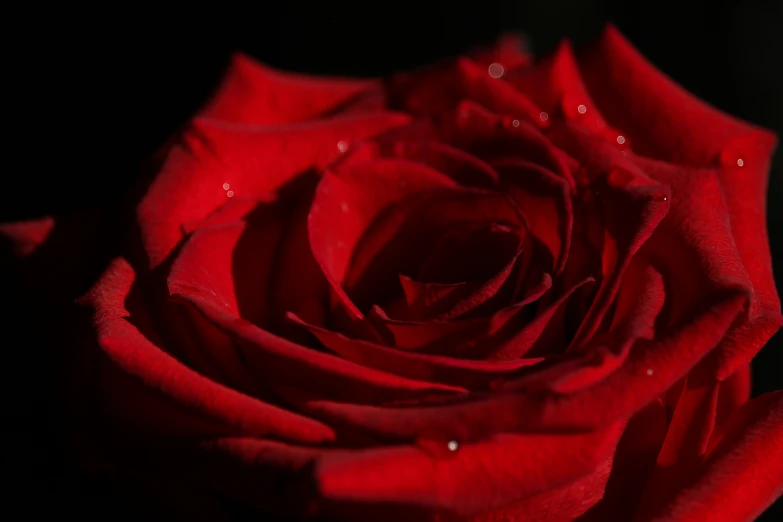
311;423;624;520
303;287;745;441
0;216;55;258
180;193;276;234
81;257;335;444
387;57;542;124
200;52;379;125
334;187;526;317
369;272;552;354
138;111;410;267
638;392;783;522
481;276;595;361
309;159;458;318
338;138;500;188
578;26;782;379
175;290;465;406
288;312;542;391
492;159;574;274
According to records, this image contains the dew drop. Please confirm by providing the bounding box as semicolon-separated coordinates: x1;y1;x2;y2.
340;202;349;213
646;368;654;376
539;111;549;122
616;135;626;145
337;141;349;153
512;119;520;127
222;183;230;190
226;190;235;198
488;63;504;78
737;158;744;167
577;104;587;114
416;436;461;459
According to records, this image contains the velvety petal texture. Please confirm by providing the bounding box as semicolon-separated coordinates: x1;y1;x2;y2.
2;25;780;522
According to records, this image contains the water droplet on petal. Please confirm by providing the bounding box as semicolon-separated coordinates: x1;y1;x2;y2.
737;158;744;167
512;119;520;127
222;183;230;190
337;141;349;153
340;202;349;213
416;436;461;459
616;135;626;145
577;104;587;114
646;368;654;376
488;63;504;78
226;190;235;198
539;111;549;122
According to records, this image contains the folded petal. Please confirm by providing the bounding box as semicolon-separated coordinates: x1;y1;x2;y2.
81;257;336;444
289;312;541;391
578;26;782;379
138;111;410;267
639;392;783;522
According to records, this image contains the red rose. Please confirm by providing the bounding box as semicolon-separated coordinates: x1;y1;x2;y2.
3;26;782;521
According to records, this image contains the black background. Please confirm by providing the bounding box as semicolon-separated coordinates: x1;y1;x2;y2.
4;1;782;519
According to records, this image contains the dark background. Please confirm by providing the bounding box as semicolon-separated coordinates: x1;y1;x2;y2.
4;1;782;519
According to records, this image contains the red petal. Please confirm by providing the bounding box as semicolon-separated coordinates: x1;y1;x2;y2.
637;392;783;522
341;138;500;188
492;159;574;274
303;289;745;441
138;111;410;267
369;272;552;354
288;313;541;391
579;26;781;378
334;187;526;318
0;216;55;258
311;423;623;520
387;57;542;124
200;52;379;125
175;289;464;406
81;258;335;444
309;159;457;318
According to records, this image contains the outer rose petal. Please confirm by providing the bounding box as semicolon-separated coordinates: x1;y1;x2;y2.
310;424;624;520
200;51;380;125
168;221;464;404
138;111;410;267
639;392;783;522
0;216;55;258
81;257;336;444
578;25;781;379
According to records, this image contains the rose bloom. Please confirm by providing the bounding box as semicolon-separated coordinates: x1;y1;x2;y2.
2;26;782;521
